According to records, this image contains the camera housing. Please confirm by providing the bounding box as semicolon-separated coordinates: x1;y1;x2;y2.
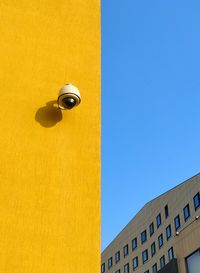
57;83;81;110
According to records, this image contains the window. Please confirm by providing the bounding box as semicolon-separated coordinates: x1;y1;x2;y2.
186;249;200;273
166;224;172;240
142;249;148;264
101;263;105;273
144;271;149;273
115;251;120;264
156;213;162;228
168;247;174;262
193;193;200;211
132;237;137;250
183;204;190;222
141;230;147;244
158;234;163;249
124;263;129;273
165;205;169;218
151;242;156;257
132;257;138;270
123;244;129;257
149;222;154;237
116;270;120;273
174;215;181;231
160;255;165;269
108;257;113;269
152;263;157;273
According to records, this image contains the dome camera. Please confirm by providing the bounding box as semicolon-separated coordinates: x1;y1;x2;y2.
57;83;81;110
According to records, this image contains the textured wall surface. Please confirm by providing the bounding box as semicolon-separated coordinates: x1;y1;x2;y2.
0;1;100;272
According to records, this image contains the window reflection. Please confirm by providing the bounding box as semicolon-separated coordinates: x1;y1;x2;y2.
186;249;200;273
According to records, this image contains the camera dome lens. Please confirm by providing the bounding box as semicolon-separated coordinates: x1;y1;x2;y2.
63;97;76;109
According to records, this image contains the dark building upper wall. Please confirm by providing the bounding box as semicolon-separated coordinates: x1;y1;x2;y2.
158;259;179;273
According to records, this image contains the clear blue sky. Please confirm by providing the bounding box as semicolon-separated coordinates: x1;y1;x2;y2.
102;0;200;251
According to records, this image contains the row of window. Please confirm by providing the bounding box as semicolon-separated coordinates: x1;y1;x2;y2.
174;193;200;232
101;247;174;273
140;193;200;247
101;192;200;273
106;220;173;270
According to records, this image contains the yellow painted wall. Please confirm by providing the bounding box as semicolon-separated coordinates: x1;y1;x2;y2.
0;1;100;272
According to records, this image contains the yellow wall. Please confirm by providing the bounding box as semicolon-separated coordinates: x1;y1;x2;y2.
0;1;100;272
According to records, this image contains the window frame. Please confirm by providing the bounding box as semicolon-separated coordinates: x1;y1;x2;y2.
158;233;164;249
132;237;137;251
108;257;113;269
166;224;172;240
160;255;165;269
149;222;154;237
152;263;157;273
141;230;147;244
142;249;149;264
124;263;129;273
101;263;105;273
132;256;139;271
123;244;129;257
156;213;162;229
115;251;120;264
183;204;190;222
168;247;174;262
193;193;200;211
151;242;156;257
165;204;169;219
174;214;181;231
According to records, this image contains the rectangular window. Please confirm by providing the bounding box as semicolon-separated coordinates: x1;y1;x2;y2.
115;251;120;264
165;205;169;218
174;214;181;231
156;213;162;228
123;244;129;257
149;222;154;237
116;270;120;273
124;263;129;273
132;237;137;251
186;248;200;273
144;271;149;273
108;257;113;269
152;263;157;273
101;263;105;273
141;230;147;244
160;255;165;269
166;224;172;240
183;204;190;222
158;234;163;249
132;257;138;270
151;242;156;257
193;193;200;211
142;249;148;264
168;247;174;261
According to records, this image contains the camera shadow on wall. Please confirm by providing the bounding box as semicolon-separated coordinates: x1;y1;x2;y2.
35;100;62;128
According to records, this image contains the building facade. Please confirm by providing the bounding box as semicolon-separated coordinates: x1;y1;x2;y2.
0;1;100;273
101;174;200;273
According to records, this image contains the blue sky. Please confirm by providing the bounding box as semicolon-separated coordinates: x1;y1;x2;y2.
102;0;200;251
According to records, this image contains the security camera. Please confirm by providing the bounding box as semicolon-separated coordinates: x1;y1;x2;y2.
195;215;199;220
57;83;81;110
175;231;179;236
